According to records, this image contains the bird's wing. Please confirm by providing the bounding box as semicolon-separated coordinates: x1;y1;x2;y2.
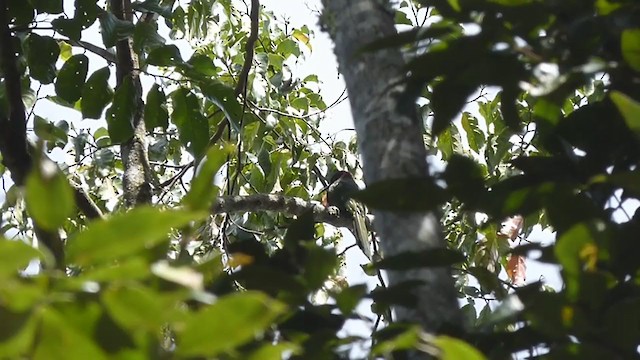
347;199;372;259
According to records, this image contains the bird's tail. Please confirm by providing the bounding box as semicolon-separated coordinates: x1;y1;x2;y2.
349;199;372;259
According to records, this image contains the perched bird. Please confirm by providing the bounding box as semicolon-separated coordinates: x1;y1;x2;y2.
322;171;372;259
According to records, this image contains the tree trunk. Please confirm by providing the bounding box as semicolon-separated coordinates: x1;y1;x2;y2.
322;0;463;343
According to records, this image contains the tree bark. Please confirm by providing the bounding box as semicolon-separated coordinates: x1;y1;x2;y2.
322;0;463;343
110;0;153;207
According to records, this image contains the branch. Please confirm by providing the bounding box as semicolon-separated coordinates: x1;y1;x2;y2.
0;4;64;268
66;39;118;64
212;194;353;229
110;0;154;206
234;0;260;97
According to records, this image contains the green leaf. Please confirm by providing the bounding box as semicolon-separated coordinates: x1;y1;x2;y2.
171;88;209;159
99;12;135;48
105;76;136;144
275;39;299;58
183;145;230;210
81;67;114;119
444;155;485;207
144;84;168;129
372;248;465;270
132;0;173;18
554;224;598;300
0;306;38;358
58;41;72;61
247;343;300;360
621;29;640;72
33;308;108;360
8;1;35;26
147;44;183;66
353;178;447;211
431;79;476;136
460;112;485;153
0;239;42;276
301;243;337;290
28;0;63;14
26;34;59;84
610;91;640;135
433;336;487;360
33;116;68;146
55;54;89;103
133;21;165;54
25;163;75;231
332;284;368;315
67;207;207;266
178;292;286;357
51;17;83;40
395;10;412;25
199;80;243;132
373;325;422;355
102;283;169;332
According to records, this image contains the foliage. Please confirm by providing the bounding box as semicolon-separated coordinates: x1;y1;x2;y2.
0;0;640;359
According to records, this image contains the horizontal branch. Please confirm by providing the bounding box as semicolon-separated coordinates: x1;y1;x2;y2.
212;194;353;229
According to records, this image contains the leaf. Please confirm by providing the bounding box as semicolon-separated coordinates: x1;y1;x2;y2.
133;21;165;54
170;88;209;159
147;44;183;66
51;17;83;41
506;255;526;285
372;324;421;355
28;0;63;14
621;29;640;72
58;41;72;61
25;162;75;231
554;224;598;300
25;34;59;84
353;178;447;212
0;239;42;276
177;292;286;357
81;67;114;119
331;284;367;315
144;84;168;129
431;79;477;136
131;0;173;18
33;116;68;146
99;12;135;48
444;155;485;207
66;207;207;266
433;336;487;360
183;145;230;211
199;80;244;132
33;308;108;360
461;112;485;153
292;29;311;51
102;283;169;332
610;91;640;135
283;210;315;247
55;54;89;103
105;76;136;144
372;248;465;270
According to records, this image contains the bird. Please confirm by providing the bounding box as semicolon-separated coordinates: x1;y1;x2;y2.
322;171;372;259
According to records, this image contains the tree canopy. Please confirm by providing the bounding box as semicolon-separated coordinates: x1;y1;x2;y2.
1;0;640;359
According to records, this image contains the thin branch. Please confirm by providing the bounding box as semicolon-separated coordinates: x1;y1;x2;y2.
234;0;260;97
66;39;118;64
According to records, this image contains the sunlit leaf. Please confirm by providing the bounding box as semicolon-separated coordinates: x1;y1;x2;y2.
177;292;286;357
67;207;207;266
